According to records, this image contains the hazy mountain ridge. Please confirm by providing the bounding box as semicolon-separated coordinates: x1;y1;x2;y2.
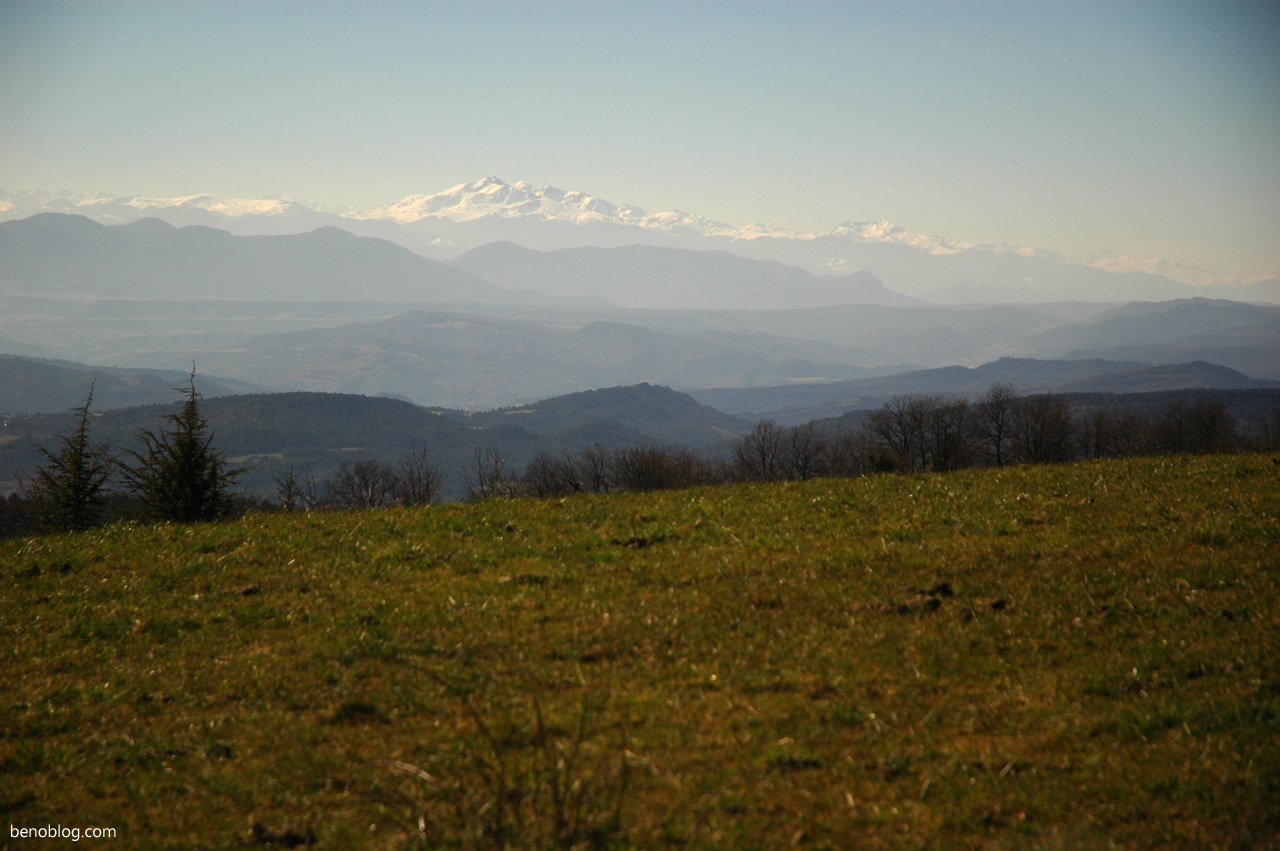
191;311;884;409
452;241;917;310
0;354;261;414
4;179;1265;304
191;299;1278;411
687;357;1280;422
1;213;1271;408
1023;298;1280;380
0;214;532;304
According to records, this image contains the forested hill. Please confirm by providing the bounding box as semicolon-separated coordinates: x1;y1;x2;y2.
464;383;750;446
0;385;749;496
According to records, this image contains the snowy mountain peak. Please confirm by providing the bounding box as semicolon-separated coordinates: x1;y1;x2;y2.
353;177;643;226
831;219;978;255
860;220;906;238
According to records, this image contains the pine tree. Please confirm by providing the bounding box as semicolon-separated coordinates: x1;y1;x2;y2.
23;381;114;531
120;368;243;522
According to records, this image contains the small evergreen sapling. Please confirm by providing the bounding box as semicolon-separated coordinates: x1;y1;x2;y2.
120;369;243;522
24;381;114;531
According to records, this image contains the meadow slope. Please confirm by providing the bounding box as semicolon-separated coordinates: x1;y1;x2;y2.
2;455;1278;849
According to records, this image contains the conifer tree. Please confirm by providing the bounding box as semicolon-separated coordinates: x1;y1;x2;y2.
120;368;243;522
24;381;114;531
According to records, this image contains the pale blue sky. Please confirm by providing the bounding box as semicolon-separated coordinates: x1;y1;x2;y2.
3;0;1278;277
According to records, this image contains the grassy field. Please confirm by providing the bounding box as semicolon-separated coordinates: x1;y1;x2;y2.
2;454;1278;849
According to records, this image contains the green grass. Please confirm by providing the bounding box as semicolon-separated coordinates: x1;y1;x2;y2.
2;454;1278;849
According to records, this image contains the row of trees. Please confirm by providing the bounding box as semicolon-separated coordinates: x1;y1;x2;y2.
732;385;1258;483
20;373;243;532
391;386;1269;503
857;385;1248;473
461;443;721;500
15;377;1277;534
274;449;447;511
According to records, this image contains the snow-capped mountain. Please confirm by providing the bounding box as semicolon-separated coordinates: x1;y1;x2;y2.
0;179;1261;303
353;177;651;225
350;176;807;247
351;177;1004;254
0;178;1017;255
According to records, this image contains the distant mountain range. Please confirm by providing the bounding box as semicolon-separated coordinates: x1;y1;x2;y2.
0;213;923;312
5;178;1274;304
1;209;1275;412
192;310;887;409
688;356;1280;423
1022;298;1280;378
452;241;920;310
0;213;536;304
3;224;1275;409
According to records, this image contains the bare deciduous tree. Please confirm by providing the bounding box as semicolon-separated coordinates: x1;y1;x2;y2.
1075;410;1117;460
972;382;1018;467
734;419;787;482
925;398;973;472
1009;394;1075;464
462;446;515;501
521;450;580;498
1184;399;1235;455
397;447;447;506
575;444;613;494
329;459;398;509
865;395;932;472
783;421;827;481
825;427;872;478
612;443;714;491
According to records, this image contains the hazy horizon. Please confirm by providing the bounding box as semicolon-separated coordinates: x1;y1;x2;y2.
3;0;1278;283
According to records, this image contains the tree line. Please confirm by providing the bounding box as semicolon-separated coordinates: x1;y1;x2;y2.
10;372;245;535
478;383;1275;499
7;372;454;535
732;383;1266;481
7;379;1278;537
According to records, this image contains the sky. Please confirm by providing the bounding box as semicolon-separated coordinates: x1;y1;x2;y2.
2;0;1278;280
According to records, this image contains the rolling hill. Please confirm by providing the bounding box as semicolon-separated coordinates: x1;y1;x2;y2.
465;383;750;447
